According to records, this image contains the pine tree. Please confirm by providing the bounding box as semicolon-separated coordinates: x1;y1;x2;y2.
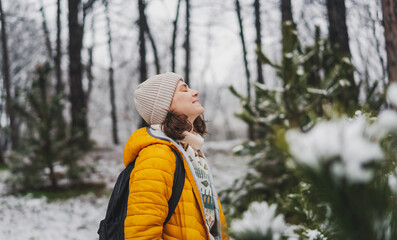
7;63;85;191
222;25;383;224
224;25;390;239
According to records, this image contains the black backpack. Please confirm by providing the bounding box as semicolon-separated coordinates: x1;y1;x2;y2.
97;147;185;240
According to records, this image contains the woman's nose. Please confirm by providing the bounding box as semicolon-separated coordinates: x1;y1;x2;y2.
192;89;199;97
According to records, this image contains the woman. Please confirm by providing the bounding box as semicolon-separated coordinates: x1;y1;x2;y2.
123;72;229;239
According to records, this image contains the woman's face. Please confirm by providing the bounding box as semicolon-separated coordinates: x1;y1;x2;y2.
169;80;204;123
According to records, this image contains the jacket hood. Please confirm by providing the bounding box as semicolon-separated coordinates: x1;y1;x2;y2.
123;127;174;167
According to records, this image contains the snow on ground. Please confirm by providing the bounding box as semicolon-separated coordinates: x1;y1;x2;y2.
0;139;248;240
0;194;108;240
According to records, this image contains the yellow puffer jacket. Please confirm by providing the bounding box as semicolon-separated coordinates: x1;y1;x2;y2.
123;127;229;240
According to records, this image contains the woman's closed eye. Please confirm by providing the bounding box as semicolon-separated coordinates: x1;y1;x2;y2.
180;83;189;92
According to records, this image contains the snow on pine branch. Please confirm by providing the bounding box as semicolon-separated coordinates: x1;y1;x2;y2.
286;116;384;183
230;201;297;240
286;105;397;184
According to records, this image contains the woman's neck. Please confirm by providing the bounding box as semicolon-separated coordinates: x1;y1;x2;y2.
180;131;204;151
150;124;204;151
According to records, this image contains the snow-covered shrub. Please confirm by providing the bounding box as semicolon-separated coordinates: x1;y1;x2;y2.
285;106;397;239
300;229;326;240
286;115;388;183
286;109;397;182
231;201;296;240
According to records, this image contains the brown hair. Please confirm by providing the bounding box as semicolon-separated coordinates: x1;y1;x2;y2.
161;111;207;140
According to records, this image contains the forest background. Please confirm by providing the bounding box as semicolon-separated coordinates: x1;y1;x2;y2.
0;0;397;239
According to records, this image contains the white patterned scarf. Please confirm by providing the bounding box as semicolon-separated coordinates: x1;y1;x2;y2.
178;131;216;234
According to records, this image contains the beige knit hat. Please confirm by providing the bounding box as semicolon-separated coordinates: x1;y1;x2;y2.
134;72;183;125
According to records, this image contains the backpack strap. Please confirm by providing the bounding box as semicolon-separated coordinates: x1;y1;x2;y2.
164;147;185;226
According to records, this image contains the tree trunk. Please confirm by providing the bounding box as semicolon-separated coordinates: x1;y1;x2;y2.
86;14;95;102
138;0;148;127
82;0;96;103
0;138;5;164
0;0;18;149
326;0;351;57
144;16;160;74
254;0;265;139
235;0;254;140
54;0;67;145
281;0;294;24
326;0;358;113
235;0;250;100
281;0;296;54
184;0;191;86
68;0;89;147
254;0;264;84
280;0;300;127
171;0;181;73
382;0;397;83
104;1;119;144
55;0;63;94
40;0;53;60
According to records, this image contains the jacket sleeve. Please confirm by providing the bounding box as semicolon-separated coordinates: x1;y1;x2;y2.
124;144;176;240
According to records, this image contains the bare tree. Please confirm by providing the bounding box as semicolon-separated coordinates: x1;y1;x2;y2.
254;0;264;84
138;0;148;127
184;0;191;85
171;0;182;72
235;0;250;100
83;0;96;102
326;0;351;57
55;0;63;95
68;0;95;148
53;0;66;140
381;0;397;83
144;15;160;74
39;0;53;60
235;0;253;140
138;0;147;85
0;0;18;149
104;0;119;144
68;0;86;145
86;13;95;101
